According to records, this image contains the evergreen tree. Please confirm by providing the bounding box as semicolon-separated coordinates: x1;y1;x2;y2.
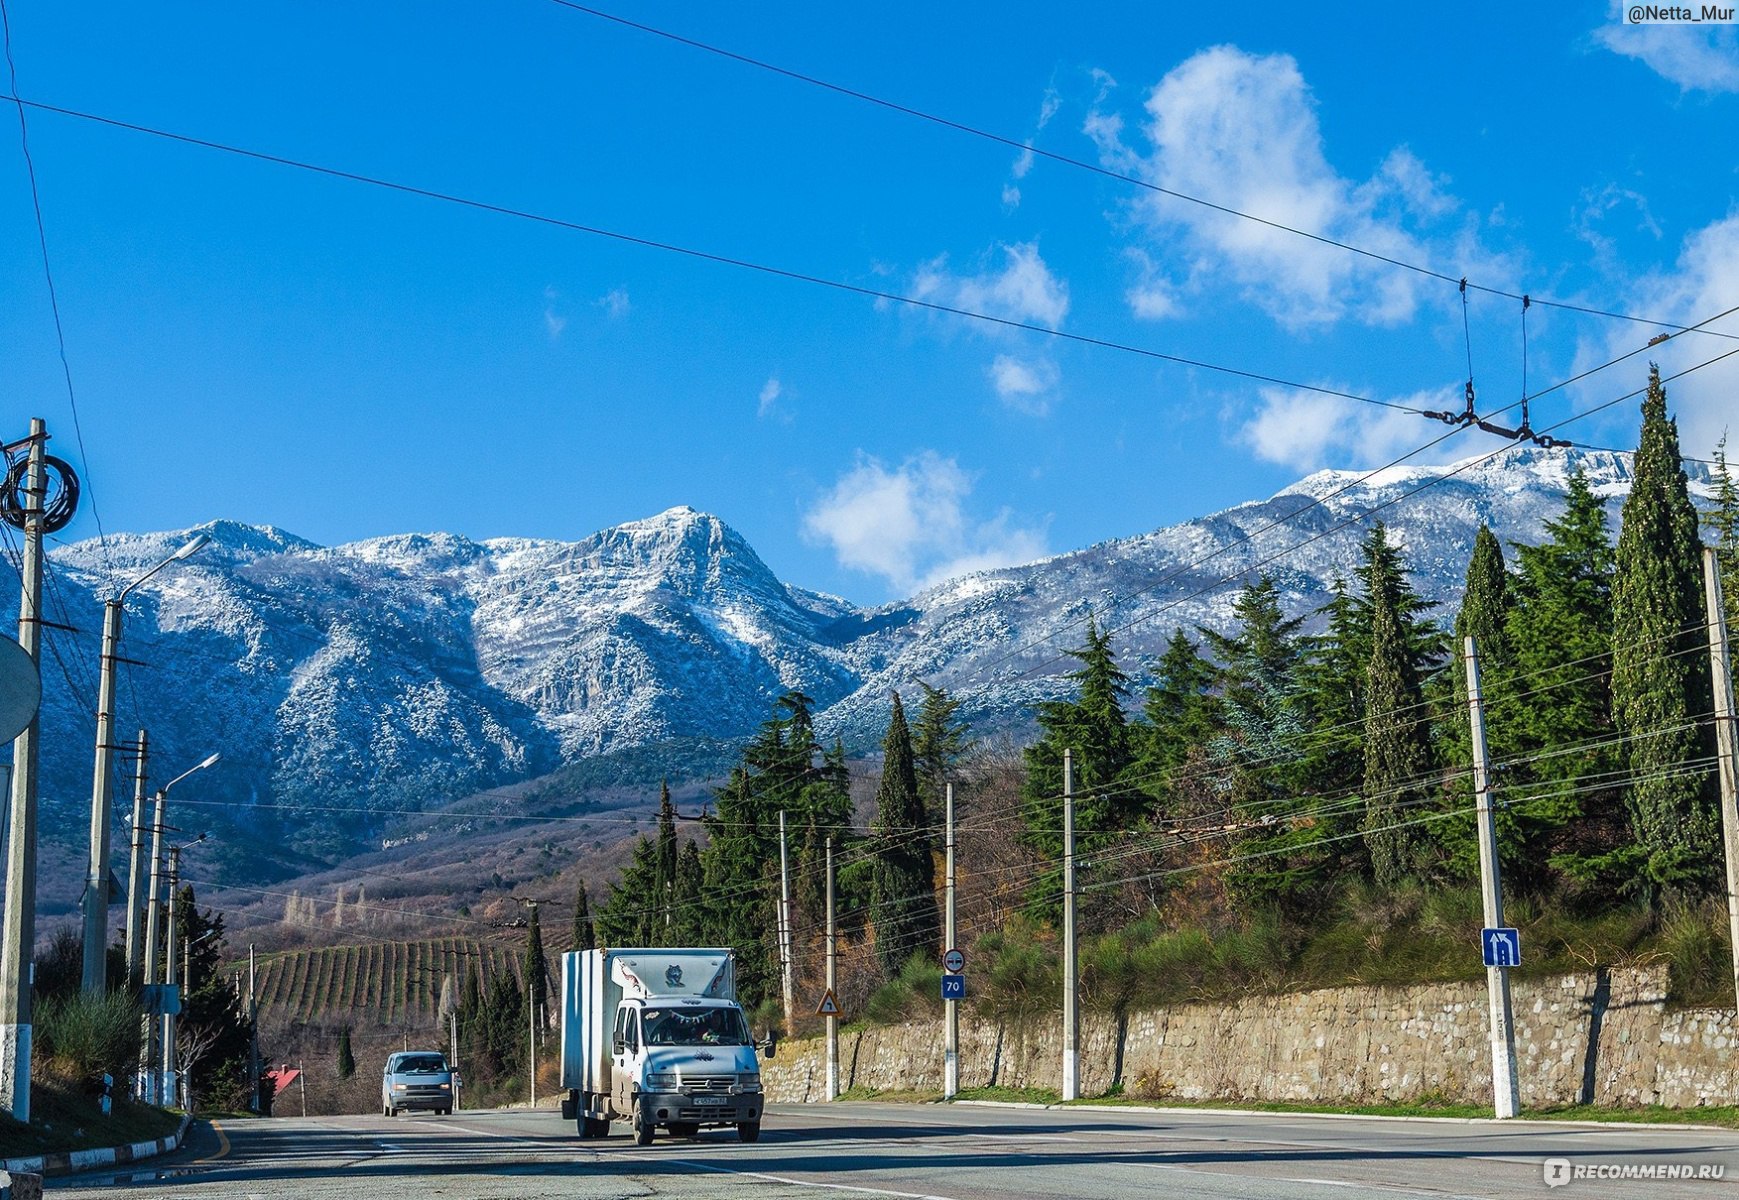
524;903;549;1028
597;837;662;946
1362;532;1434;887
656;780;678;932
1704;434;1739;628
1291;577;1375;883
697;765;776;1011
1437;525;1513;875
1021;617;1137;855
337;1027;355;1079
1611;367;1719;894
912;682;972;842
870;692;940;976
1137;628;1218;807
169;886;258;1110
571;881;594;953
671;841;706;943
1498;469;1625;888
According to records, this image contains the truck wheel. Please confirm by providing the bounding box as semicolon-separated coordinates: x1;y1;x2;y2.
737;1121;761;1143
587;1117;611;1138
668;1121;700;1138
384;1104;396;1117
632;1100;655;1146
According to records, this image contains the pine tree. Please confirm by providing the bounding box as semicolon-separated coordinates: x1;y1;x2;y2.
571;881;594;953
1611;366;1719;894
1137;628;1218;806
870;692;939;977
912;682;972;843
1362;531;1434;887
1021;617;1137;852
337;1026;355;1079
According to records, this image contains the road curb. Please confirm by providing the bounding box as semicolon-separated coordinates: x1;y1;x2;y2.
0;1112;191;1180
954;1098;1734;1133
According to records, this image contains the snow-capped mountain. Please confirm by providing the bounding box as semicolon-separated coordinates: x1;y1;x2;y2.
6;447;1708;854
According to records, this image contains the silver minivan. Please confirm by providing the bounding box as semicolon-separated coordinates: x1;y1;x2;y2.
382;1050;455;1116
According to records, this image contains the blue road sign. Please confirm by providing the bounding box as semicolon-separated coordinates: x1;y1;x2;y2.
1482;927;1521;968
940;974;966;1001
140;983;182;1015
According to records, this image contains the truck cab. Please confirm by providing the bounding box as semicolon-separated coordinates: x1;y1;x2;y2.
561;948;771;1144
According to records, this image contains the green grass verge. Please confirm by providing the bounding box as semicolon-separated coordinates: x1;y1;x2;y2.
954;1085;1061;1106
0;1080;182;1158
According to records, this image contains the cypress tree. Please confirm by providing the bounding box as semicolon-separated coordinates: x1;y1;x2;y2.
571;881;594;953
1611;366;1718;894
337;1026;355;1079
870;692;939;976
1438;525;1513;875
524;903;549;1029
1362;529;1434;887
656;780;678;931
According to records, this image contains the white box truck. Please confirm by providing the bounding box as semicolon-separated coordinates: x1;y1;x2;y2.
559;947;773;1144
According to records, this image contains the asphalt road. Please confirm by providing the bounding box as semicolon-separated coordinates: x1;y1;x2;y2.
47;1101;1739;1199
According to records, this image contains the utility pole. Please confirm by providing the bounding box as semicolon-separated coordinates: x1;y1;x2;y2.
1464;636;1520;1119
82;600;125;993
943;782;959;1100
777;811;795;1036
1061;749;1079;1103
162;846;182;1108
824;835;837;1102
141;788;167;1100
248;943;260;1113
1703;548;1739;1017
123;730;149;984
1;419;47;1121
450;1010;460;1111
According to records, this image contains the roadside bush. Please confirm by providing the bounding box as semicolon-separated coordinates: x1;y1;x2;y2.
1658;901;1731;1007
864;952;939;1025
36;990;143;1084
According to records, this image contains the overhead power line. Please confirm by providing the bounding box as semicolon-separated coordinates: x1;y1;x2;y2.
541;1;1739;343
1;93;1429;417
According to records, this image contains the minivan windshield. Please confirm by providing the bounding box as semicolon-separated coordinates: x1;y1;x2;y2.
393;1055;448;1074
642;1005;750;1047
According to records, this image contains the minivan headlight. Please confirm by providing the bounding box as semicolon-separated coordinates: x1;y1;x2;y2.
644;1072;679;1089
738;1072;761;1090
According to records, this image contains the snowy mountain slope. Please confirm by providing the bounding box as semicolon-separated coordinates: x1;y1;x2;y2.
5;446;1708;857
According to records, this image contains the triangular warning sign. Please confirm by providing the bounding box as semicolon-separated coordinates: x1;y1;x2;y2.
816;988;841;1016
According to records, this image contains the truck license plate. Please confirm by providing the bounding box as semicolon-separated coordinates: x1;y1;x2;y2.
693;1095;727;1105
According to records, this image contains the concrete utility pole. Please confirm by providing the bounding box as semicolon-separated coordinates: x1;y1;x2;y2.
140;790;168;1098
248;943;260;1113
1703;548;1739;1018
777;810;795;1036
1;419;47;1121
1463;636;1520;1119
122;730;149;983
83;535;206;995
162;845;182;1107
824;835;838;1102
1061;749;1079;1102
943;782;959;1100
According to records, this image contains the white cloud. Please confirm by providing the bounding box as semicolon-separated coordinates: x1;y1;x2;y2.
757;376;783;419
1594;14;1739;92
987;354;1058;416
597;288;631;318
1237;384;1459;471
801;452;1048;592
1090;46;1496;329
1582;211;1739;459
912;241;1070;329
542;286;566;340
1002;89;1062;209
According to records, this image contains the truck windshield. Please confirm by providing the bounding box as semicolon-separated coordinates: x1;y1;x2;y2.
393;1055;447;1074
642;1006;750;1046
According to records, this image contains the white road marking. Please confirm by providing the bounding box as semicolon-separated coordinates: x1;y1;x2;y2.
657;1158;964;1200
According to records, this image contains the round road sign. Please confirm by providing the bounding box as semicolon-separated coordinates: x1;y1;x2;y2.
942;947;964;974
0;636;40;745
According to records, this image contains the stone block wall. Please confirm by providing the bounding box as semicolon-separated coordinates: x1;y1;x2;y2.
762;966;1737;1109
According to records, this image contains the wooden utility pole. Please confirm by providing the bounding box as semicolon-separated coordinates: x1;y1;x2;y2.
943;782;959;1099
1061;749;1079;1102
1702;548;1739;1018
0;419;46;1121
1464;636;1520;1119
824;835;837;1102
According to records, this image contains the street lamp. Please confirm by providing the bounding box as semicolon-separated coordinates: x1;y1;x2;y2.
83;533;209;994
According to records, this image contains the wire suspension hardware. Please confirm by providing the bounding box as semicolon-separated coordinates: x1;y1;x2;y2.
1423;286;1569;448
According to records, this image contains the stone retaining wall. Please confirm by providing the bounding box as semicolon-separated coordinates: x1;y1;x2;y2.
763;966;1737;1108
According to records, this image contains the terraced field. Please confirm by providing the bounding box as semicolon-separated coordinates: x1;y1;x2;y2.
250;937;526;1027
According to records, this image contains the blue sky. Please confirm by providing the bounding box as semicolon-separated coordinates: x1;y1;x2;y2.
2;1;1736;605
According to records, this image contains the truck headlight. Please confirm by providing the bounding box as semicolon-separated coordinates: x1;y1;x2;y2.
644;1073;679;1089
392;1083;407;1091
738;1072;761;1091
